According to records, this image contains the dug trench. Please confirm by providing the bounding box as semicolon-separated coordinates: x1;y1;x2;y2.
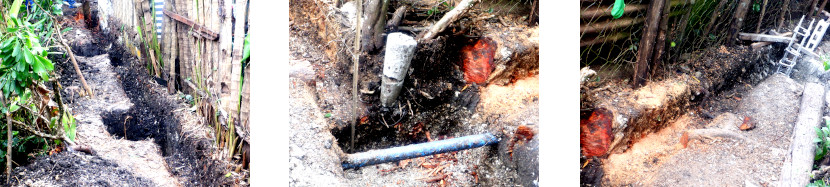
4;5;240;186
580;44;784;185
330;35;481;153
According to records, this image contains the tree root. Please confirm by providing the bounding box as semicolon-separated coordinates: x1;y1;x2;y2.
681;128;749;148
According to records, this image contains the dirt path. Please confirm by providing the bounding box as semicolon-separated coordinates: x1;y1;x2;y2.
6;7;240;185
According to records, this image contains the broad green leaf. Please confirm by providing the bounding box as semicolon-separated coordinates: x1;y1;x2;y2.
12;43;21;58
9;0;25;18
0;38;14;49
37;55;53;71
242;34;250;62
8;103;19;113
22;48;33;65
32;57;45;75
611;0;625;19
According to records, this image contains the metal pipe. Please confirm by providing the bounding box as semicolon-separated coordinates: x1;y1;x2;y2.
342;133;499;169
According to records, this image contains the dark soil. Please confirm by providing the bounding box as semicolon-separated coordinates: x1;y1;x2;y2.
329;34;483;153
10;151;156;186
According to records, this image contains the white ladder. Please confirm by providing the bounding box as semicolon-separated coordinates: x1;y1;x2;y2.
777;16;814;76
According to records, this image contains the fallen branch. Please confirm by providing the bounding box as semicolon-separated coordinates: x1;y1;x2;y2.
681;128;749;148
812;165;830;178
419;0;480;41
163;10;219;40
419;174;447;183
54;25;93;98
386;6;407;31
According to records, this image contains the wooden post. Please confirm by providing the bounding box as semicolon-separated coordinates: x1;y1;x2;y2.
228;0;248;124
633;0;666;87
703;0;728;37
360;0;381;52
809;0;821;18
755;0;769;33
778;0;791;30
164;0;178;94
819;0;829;18
651;0;671;76
728;0;751;46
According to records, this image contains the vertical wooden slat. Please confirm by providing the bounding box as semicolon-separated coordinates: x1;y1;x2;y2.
228;0;248;121
165;0;179;93
218;0;234;119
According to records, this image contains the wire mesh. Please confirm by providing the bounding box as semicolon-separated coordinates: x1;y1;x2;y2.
580;0;811;79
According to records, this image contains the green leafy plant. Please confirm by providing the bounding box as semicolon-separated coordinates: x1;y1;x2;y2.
822;55;830;71
815;119;830;161
809;180;829;187
0;0;75;169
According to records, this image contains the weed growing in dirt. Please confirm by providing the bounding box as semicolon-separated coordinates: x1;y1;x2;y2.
809;180;829;187
816;119;830;161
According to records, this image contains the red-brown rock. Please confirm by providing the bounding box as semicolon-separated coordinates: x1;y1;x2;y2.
580;108;614;157
461;37;496;84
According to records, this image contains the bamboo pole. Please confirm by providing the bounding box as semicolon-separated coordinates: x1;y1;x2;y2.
229;0;247;131
352;0;363;153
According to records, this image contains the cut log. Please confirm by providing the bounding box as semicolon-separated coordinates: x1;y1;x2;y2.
587;46;755;156
728;0;752;46
780;83;826;187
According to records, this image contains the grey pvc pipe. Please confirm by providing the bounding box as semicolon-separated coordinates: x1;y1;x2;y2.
381;32;417;107
342;133;499;169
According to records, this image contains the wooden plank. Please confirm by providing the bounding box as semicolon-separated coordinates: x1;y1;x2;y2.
163;0;177;94
738;32;793;43
218;0;234;124
163;9;219;40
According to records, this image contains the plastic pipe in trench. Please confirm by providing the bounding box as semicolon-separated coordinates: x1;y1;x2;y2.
342;133;499;169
